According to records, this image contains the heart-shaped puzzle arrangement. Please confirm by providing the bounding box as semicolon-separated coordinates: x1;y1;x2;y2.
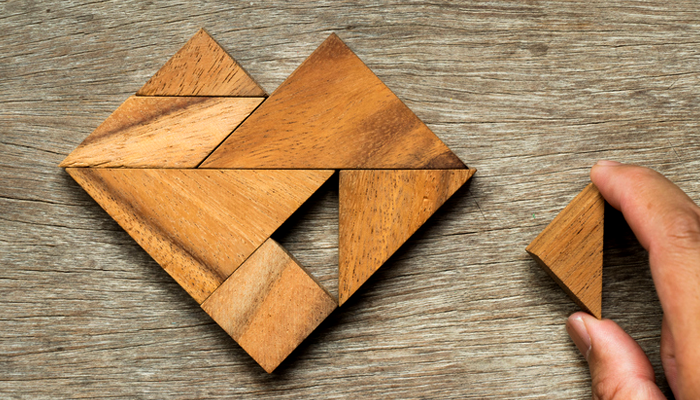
61;29;476;372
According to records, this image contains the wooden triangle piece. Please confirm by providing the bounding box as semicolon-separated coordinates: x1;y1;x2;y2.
59;96;263;168
526;183;604;319
338;168;475;305
201;239;336;373
200;33;465;169
65;168;334;304
136;28;266;97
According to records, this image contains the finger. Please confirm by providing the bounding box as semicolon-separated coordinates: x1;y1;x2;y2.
566;312;666;400
590;161;699;251
590;162;700;398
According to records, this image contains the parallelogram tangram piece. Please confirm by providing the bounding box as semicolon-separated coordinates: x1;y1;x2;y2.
526;183;604;319
59;96;263;168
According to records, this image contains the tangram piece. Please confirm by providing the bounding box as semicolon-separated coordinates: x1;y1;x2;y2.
59;96;263;168
200;33;465;169
338;168;476;305
526;183;604;319
66;168;333;304
136;28;266;97
201;239;336;373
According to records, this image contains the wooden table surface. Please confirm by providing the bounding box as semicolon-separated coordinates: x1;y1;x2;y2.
2;1;698;398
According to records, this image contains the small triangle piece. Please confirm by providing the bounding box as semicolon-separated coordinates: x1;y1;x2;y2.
65;168;334;304
59;96;263;168
526;183;604;319
338;168;475;305
136;28;266;97
201;33;465;169
202;239;336;373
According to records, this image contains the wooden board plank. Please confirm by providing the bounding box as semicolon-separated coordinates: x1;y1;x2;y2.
338;168;475;305
201;238;336;373
59;96;263;168
7;3;700;396
65;168;334;303
136;28;266;97
526;183;604;319
200;33;465;169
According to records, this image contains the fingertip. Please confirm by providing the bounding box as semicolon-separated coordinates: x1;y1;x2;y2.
589;161;622;201
569;315;665;399
585;316;657;382
566;312;592;360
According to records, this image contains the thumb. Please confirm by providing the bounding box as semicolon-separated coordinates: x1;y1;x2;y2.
566;312;666;399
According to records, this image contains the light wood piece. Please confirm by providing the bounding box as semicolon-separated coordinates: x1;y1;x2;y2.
136;28;266;97
59;96;263;168
65;168;333;304
338;168;476;305
526;183;604;319
200;33;465;169
201;238;337;373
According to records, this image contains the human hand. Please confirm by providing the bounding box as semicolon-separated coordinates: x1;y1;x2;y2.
565;161;700;400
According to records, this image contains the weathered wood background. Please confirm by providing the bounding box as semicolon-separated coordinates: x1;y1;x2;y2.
2;1;698;398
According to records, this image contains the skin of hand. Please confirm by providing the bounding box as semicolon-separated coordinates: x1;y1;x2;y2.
565;161;700;400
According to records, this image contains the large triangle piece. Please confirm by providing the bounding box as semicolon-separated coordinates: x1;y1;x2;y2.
136;28;266;97
526;183;604;319
59;96;263;168
200;33;465;169
65;168;334;304
338;168;475;305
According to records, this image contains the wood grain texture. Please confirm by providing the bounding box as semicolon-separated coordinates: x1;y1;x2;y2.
4;1;700;398
339;169;475;305
59;96;263;168
202;239;337;373
65;168;333;303
526;183;604;318
136;28;266;97
200;33;465;169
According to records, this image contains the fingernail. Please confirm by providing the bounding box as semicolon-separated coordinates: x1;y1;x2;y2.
566;315;592;360
595;160;622;166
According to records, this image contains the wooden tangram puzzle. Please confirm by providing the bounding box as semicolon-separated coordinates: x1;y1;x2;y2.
61;29;476;373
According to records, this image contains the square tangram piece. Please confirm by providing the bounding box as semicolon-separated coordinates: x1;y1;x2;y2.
201;239;337;373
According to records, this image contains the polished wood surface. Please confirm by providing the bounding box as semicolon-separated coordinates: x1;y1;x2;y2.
65;168;333;303
3;1;699;398
202;239;337;373
201;34;465;169
338;169;475;305
59;96;263;168
527;183;604;319
136;28;266;97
